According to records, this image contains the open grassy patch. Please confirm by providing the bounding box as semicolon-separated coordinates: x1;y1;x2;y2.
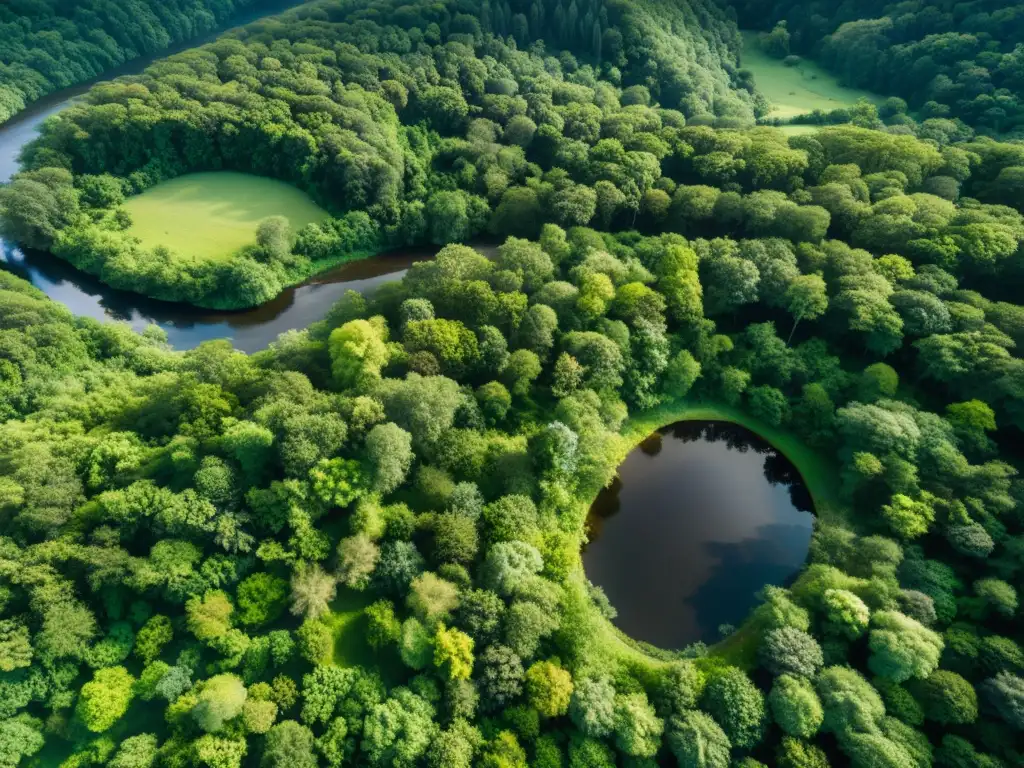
740;30;882;122
123;171;329;262
324;588;406;684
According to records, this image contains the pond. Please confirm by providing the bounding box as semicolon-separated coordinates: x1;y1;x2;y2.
0;0;442;353
584;420;815;650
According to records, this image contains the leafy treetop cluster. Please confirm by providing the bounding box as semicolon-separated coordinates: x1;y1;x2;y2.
1;0;758;308
5;1;1024;313
0;0;265;124
0;187;1022;766
732;0;1024;135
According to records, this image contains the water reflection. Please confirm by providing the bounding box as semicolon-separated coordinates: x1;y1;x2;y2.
0;242;429;352
584;420;814;649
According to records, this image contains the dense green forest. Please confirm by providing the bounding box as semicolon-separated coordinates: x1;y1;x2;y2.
2;209;1024;766
732;0;1024;135
0;0;1023;766
3;0;760;308
0;0;276;125
5;0;1024;308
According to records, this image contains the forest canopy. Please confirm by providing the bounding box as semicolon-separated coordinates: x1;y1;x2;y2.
733;0;1024;135
0;0;270;125
0;0;1023;766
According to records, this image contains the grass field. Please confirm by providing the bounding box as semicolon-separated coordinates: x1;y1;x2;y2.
123;172;329;262
740;30;882;122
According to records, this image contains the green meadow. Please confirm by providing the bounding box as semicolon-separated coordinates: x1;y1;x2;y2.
123;172;329;262
740;31;882;122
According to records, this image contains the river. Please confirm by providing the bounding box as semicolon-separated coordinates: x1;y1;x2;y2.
0;0;432;353
584;420;815;650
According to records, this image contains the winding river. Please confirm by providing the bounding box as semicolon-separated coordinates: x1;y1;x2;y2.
0;0;433;353
584;420;815;649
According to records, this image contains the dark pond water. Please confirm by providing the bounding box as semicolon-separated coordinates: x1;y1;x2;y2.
0;0;442;353
584;420;815;650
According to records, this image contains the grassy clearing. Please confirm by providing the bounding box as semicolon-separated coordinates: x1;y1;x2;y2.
581;397;848;671
740;30;882;121
324;588;407;684
123;171;329;262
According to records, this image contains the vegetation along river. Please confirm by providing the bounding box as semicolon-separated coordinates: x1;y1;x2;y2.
584;420;815;650
0;0;435;353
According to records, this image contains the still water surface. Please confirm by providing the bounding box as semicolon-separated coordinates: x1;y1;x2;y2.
0;0;433;353
584;420;814;649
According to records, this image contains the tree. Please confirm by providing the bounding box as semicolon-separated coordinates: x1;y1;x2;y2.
769;675;823;738
0;620;32;672
909;670;977;725
759;628;824;678
868;611;943;682
337;534;380;590
262;721;316;768
663;350;701;397
366;423;414;495
785;275;828;344
552;185;597;227
400;618;433;670
374;540;426;595
816;665;885;736
515;305;559;358
426;191;485;245
427;720;479;768
477;645;524;712
980;672;1024;730
236;573;289;626
570;676;616;737
76;666;136;732
491;188;543;239
329;320;389;389
747;385;789;426
504;116;537;147
974;578;1018;618
497;238;554;293
667;710;731;768
701;668;765;749
193;674;248;733
108;733;158;768
501;349;542;397
525;661;573;718
613;691;663;758
504;600;558;659
407;573;459;625
434;625;474;681
482;542;543;596
366;600;402;650
256;217;292;262
300;665;355;726
309;456;370;512
290;564;337;621
776;737;829;768
362;688;437;767
822;589;870;639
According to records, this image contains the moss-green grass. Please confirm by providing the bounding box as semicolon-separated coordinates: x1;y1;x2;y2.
579;398;849;672
324;588;406;684
740;30;882;121
123;171;329;263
